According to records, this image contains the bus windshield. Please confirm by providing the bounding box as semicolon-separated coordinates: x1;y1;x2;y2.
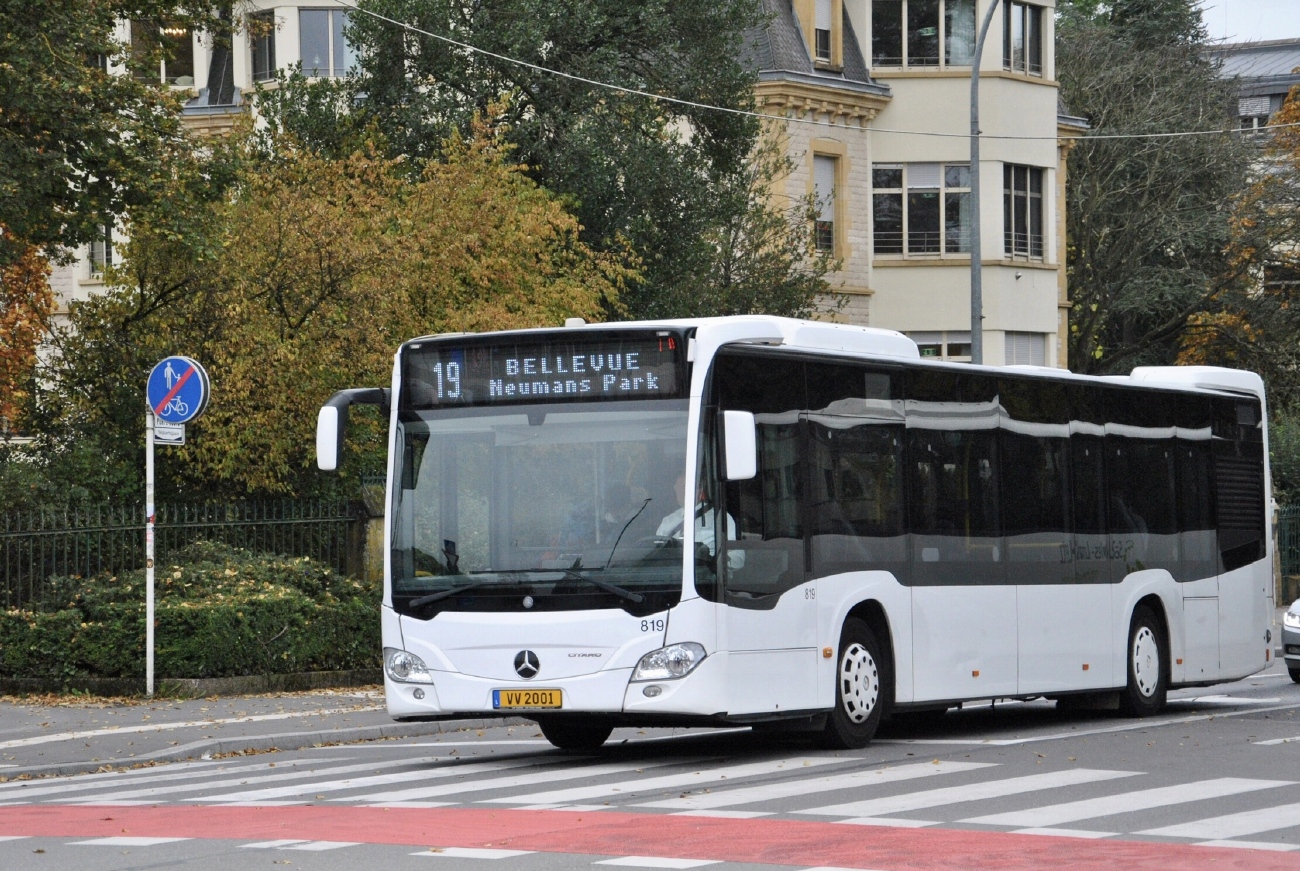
391;401;690;618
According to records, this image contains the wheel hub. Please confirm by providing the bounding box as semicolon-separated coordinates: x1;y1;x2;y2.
839;642;880;723
1132;626;1159;697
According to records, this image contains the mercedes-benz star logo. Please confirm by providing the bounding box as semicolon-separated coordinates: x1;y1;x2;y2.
514;650;540;679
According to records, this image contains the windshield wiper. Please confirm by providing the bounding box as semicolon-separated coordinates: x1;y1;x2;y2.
408;578;519;608
563;559;645;604
602;497;652;570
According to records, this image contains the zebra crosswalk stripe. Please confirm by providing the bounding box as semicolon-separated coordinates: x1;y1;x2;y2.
1137;800;1300;840
635;761;994;812
478;757;845;806
961;777;1293;828
0;759;273;802
350;759;693;805
51;757;464;804
191;757;548;803
797;768;1139;819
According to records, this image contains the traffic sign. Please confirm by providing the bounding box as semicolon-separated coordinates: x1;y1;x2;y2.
154;421;185;445
146;357;209;425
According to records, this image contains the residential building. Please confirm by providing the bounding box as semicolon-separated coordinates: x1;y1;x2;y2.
1208;39;1300;293
1208;38;1300;134
749;0;1079;366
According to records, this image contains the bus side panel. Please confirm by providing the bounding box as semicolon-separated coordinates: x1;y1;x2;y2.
1218;560;1271;678
912;585;1018;701
815;572;913;707
1018;583;1113;693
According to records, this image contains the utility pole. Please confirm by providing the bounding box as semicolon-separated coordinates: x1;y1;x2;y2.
969;0;1002;366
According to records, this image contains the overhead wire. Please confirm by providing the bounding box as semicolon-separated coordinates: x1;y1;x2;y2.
331;0;1300;143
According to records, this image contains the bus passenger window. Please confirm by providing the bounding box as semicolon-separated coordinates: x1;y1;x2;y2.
808;418;906;580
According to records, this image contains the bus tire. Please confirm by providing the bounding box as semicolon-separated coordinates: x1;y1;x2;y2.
818;617;885;749
1289;666;1300;685
536;718;614;751
1119;606;1168;717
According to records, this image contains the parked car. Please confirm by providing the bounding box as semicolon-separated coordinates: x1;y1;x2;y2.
1284;599;1300;683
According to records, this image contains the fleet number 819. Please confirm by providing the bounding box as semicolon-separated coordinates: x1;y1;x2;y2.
641;618;665;632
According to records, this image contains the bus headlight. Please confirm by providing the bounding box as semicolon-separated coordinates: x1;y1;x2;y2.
385;647;433;683
1285;611;1300;629
631;642;706;681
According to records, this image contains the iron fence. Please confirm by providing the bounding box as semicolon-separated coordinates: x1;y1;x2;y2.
1;500;363;609
1280;504;1300;591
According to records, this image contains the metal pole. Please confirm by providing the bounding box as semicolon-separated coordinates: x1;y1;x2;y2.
145;411;155;698
970;0;1002;366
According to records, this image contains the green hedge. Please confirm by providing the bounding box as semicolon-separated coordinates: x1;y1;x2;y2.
0;542;379;682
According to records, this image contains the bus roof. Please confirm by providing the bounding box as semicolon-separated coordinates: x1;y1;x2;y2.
403;316;1264;401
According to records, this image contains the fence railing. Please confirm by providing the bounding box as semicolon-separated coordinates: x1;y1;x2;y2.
1280;504;1300;582
1;500;363;609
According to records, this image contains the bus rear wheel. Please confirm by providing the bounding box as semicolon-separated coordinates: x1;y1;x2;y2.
1119;606;1168;717
535;717;614;751
818;617;885;749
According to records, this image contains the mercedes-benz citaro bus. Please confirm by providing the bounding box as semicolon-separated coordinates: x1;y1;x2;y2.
316;316;1274;751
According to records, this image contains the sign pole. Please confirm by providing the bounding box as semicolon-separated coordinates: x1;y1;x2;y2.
144;355;210;699
145;411;155;698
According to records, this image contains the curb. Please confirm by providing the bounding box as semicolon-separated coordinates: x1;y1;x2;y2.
7;716;533;780
0;669;384;700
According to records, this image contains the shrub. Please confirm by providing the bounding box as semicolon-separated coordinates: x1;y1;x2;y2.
0;542;379;681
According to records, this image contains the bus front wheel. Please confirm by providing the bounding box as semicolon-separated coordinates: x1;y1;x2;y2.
1119;606;1168;717
535;717;614;752
818;617;886;749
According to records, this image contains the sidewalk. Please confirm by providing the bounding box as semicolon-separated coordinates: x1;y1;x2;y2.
0;687;523;779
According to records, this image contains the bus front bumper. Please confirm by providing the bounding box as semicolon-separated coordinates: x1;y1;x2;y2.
386;653;729;721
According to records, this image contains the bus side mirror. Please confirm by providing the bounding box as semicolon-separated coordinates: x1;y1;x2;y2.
317;404;344;471
722;410;757;481
316;388;390;472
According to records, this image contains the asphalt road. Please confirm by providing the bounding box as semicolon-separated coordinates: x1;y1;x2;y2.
1;656;1298;871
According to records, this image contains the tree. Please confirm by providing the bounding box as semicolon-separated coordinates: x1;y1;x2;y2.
39;119;630;498
1177;83;1300;438
0;243;53;432
292;0;828;320
1057;0;1261;373
0;0;228;265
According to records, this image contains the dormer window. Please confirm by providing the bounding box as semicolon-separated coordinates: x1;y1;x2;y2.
816;0;833;62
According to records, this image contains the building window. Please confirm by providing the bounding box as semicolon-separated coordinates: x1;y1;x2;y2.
908;331;972;361
89;225;113;277
815;0;833;62
251;11;277;82
130;21;195;85
872;0;975;68
1003;2;1043;76
1006;332;1046;366
1003;164;1044;258
813;154;838;252
1238;96;1274;134
872;163;970;256
300;9;355;77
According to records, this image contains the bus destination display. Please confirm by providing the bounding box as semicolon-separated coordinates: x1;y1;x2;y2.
403;333;684;407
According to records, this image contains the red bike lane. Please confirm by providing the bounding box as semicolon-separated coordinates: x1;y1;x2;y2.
1;804;1296;870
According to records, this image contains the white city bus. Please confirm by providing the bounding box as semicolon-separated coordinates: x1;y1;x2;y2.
316;317;1274;750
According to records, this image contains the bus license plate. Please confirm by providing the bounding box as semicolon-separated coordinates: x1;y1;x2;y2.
493;689;562;709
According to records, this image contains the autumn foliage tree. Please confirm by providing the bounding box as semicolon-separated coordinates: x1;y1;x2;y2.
0;244;53;432
1177;85;1300;396
41;118;631;498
